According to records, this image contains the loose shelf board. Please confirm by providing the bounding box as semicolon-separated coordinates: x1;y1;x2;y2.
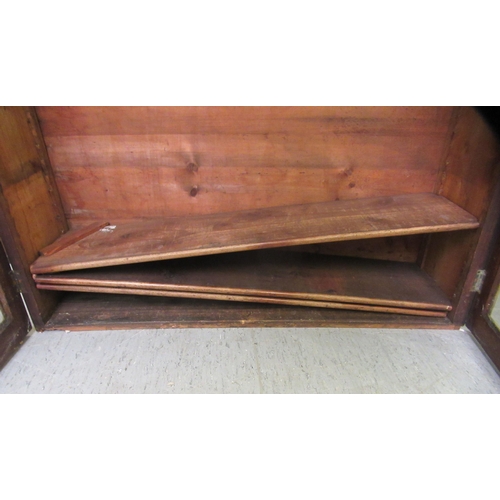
33;251;452;312
35;284;447;317
31;193;480;274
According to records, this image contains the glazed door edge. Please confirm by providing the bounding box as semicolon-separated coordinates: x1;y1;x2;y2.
0;240;32;371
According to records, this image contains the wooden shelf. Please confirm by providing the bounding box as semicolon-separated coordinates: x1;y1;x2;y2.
35;283;447;317
34;251;452;312
31;193;479;274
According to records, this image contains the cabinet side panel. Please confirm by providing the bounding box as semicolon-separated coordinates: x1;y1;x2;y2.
0;107;68;328
422;107;500;325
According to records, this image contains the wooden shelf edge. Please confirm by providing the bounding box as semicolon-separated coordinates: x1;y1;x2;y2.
31;193;479;275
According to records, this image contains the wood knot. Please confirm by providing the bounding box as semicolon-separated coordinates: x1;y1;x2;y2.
187;162;198;173
190;186;199;197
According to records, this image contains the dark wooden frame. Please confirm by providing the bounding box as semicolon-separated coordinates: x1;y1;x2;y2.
0;241;31;371
466;196;500;370
1;106;500;370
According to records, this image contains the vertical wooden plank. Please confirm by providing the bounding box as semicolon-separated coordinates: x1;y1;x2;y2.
422;107;500;325
0;106;68;329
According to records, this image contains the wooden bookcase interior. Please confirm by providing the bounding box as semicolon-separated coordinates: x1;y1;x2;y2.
1;106;499;333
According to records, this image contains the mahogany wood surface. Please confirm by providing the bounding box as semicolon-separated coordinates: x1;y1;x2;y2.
33;252;452;311
36;106;453;137
37;106;453;263
44;292;454;331
35;283;447;317
0;107;68;328
422;107;500;323
30;193;479;275
40;221;109;256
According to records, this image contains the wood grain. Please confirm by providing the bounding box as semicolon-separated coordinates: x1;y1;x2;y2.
65;221;424;264
422;107;500;324
466;209;500;371
0;107;68;328
37;107;452;224
40;221;109;256
37;106;454;265
0;237;31;371
37;106;453;137
52;164;440;221
288;235;423;263
30;193;479;275
35;283;447;317
33;252;452;311
44;292;454;331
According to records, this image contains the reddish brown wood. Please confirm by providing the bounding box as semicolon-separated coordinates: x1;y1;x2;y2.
37;107;452;263
422;107;500;325
40;221;109;256
0;239;31;371
30;193;479;275
66;221;424;264
51;164;440;222
0;107;68;328
43;292;454;331
35;283;447;317
37;106;453;136
467;221;500;372
291;235;423;263
33;252;452;311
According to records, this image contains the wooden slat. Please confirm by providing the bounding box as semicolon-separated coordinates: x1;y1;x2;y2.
30;193;479;275
33;252;452;311
66;222;424;264
40;221;109;256
35;283;447;317
37;106;452;137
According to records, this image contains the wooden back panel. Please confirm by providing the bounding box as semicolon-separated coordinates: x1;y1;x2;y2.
36;106;454;263
37;107;452;218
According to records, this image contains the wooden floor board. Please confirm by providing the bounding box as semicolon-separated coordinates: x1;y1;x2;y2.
44;292;454;331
